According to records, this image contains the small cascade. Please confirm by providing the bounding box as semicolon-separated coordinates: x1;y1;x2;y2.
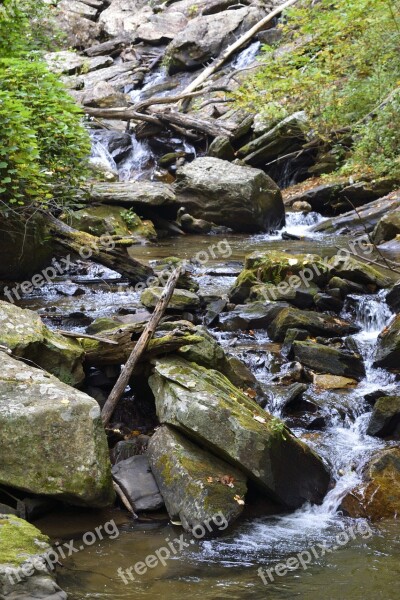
89;137;118;176
118;136;154;181
230;41;261;70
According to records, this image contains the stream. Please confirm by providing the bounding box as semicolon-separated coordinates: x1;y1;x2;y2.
20;213;400;600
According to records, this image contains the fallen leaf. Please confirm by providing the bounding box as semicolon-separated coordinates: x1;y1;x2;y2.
234;495;245;505
186;381;197;389
244;388;257;399
219;475;235;487
207;477;214;483
253;414;266;423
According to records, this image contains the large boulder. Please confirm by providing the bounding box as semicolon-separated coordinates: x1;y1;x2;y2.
366;396;400;438
267;307;359;342
148;426;247;533
141;287;201;310
174;158;284;233
99;0;152;37
164;6;265;73
0;515;66;600
149;357;330;509
0;353;114;507
386;281;400;313
373;207;400;244
0;301;84;387
341;447;400;520
374;314;400;372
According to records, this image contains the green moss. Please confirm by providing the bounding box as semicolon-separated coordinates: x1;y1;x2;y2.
0;516;49;567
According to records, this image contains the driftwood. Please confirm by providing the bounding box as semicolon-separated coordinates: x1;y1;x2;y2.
101;266;182;426
56;330;118;345
179;0;300;97
113;481;138;518
44;213;153;283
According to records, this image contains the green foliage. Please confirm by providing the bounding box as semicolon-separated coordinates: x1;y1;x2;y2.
0;0;90;210
235;0;400;178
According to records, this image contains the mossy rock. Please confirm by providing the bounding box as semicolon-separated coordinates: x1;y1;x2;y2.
0;300;84;387
148;425;247;533
64;205;156;242
374;314;400;372
292;341;366;381
141;287;201;310
267;307;359;342
366;396;400;438
328;256;392;288
0;515;50;567
0;354;114;507
149;356;330;509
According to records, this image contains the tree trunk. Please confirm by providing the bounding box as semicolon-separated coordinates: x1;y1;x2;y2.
44;212;153;283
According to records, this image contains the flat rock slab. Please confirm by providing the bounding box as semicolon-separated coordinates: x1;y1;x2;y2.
112;455;164;511
148;425;247;533
267;307;359;342
141;287;200;310
293;341;366;381
89;181;177;208
149;357;330;509
0;354;114;507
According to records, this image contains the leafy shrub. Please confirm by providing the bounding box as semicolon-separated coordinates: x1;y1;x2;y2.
235;0;400;178
0;0;90;210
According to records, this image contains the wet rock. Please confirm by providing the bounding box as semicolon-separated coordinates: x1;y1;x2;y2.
281;328;310;357
327;276;368;297
292;341;366;381
267;307;359;342
386;281;400;313
366;397;400;438
292;201;312;213
141;287;201;310
203;297;227;326
175;157;284;233
45;50;113;75
148;425;247;532
340;447;400;520
0;301;84;387
57;2;103;48
179;212;212;234
374;314;400;372
165;6;265;73
218;302;287;332
80;80;129;108
0;354;114;507
149;357;330;508
314;292;344;313
65;205;156;242
312;374;358;390
112;455;164;511
0;515;67;600
229;250;329;303
373;207;400;244
250;282;319;308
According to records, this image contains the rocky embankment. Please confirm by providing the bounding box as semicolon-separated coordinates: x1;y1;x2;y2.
1;0;400;597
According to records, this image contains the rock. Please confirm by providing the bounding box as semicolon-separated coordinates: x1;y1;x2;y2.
373;207;400;244
99;0;153;37
165;6;265;73
112;436;149;463
374;314;400;372
207;136;235;161
386;281;400;313
267;307;359;342
292;341;366;381
179;213;212;234
366;397;400;438
340;447;400;520
218;302;287;332
95;130;133;161
312;374;358;390
80;80;129;108
149;357;330;508
0;354;114;507
0;515;67;600
141;287;201;310
57;3;103;48
58;0;99;20
328;256;392;289
90;181;177;209
0;301;84;387
314;292;344;313
175;157;284;233
292;201;312;213
112;455;164;511
229;250;329;303
327;276;367;297
148;425;247;533
136;11;188;43
378;235;400;262
45;51;113;75
237;112;309;167
65;206;156;242
281;328;310;357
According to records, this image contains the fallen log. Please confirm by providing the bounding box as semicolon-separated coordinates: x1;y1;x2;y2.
44;213;153;283
179;0;300;97
101;266;183;426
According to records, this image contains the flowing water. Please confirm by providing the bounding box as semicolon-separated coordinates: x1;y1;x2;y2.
25;210;400;600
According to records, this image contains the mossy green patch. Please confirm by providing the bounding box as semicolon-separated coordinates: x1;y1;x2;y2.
0;516;49;567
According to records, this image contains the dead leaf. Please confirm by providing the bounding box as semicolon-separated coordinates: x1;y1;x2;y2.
234;495;245;505
253;414;266;423
207;477;214;483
